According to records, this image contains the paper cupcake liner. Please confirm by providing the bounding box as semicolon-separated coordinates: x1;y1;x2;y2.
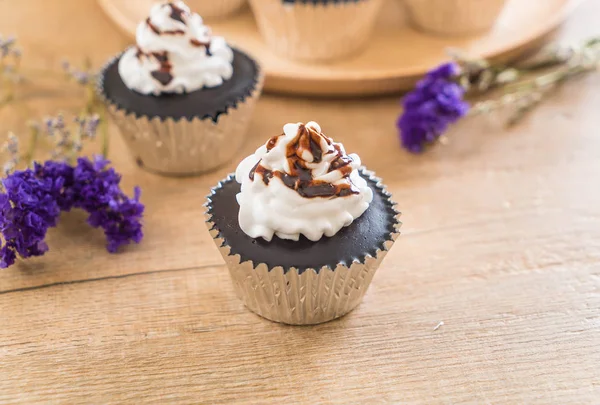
249;0;384;61
404;0;508;36
96;52;264;176
188;0;247;19
205;169;401;325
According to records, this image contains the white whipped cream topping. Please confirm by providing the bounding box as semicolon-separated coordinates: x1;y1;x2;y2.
118;1;234;95
235;122;373;242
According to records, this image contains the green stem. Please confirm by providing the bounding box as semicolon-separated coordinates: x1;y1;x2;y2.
502;66;573;94
584;37;600;48
0;76;15;109
84;83;95;115
0;93;14;110
99;104;109;158
22;124;39;165
503;70;563;99
534;68;570;87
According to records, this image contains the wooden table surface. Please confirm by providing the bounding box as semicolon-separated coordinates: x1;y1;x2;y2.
1;1;600;403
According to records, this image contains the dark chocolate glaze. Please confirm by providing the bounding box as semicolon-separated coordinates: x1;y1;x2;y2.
249;124;359;199
206;171;399;274
99;48;259;122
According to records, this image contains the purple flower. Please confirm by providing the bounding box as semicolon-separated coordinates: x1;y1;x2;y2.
0;244;16;268
87;186;144;253
397;62;470;153
35;160;75;211
70;156;144;253
0;156;144;268
0;167;62;267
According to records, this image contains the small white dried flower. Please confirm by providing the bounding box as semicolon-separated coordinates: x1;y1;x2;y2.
2;161;15;176
496;68;520;84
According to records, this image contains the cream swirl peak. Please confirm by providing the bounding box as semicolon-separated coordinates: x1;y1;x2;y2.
118;1;234;95
235;122;373;242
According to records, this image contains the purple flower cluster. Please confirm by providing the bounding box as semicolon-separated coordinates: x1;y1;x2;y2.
61;60;92;85
0;35;18;59
45;114;100;158
0;156;143;268
0;166;62;267
70;157;144;253
397;63;470;153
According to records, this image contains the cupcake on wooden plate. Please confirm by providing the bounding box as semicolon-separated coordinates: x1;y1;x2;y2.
98;1;263;176
249;0;384;61
206;121;401;325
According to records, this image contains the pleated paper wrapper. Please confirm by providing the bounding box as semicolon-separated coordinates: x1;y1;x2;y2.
205;170;402;325
249;0;384;61
96;52;264;176
404;0;508;36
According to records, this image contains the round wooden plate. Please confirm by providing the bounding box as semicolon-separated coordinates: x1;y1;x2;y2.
97;0;582;96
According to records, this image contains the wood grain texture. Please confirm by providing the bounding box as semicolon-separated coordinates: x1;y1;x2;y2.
1;0;600;403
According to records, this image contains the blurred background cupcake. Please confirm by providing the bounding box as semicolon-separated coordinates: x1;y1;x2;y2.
403;0;508;36
249;0;384;62
97;1;263;176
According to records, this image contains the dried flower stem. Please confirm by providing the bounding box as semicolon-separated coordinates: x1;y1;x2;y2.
467;37;600;127
85;84;95;114
12;56;107;163
65;56;109;158
471;62;596;126
0;35;22;109
99;106;109;158
22;122;40;163
0;72;15;107
2;132;19;175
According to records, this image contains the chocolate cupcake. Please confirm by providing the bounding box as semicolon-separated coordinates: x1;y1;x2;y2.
98;1;263;175
248;0;384;62
206;121;401;325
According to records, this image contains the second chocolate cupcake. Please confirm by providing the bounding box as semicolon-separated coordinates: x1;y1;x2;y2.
98;1;263;175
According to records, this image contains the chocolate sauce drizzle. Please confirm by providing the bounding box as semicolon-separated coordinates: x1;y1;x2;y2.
190;38;212;56
168;2;186;23
249;124;359;198
135;47;173;85
139;2;214;86
146;18;185;35
145;3;187;35
149;51;173;86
